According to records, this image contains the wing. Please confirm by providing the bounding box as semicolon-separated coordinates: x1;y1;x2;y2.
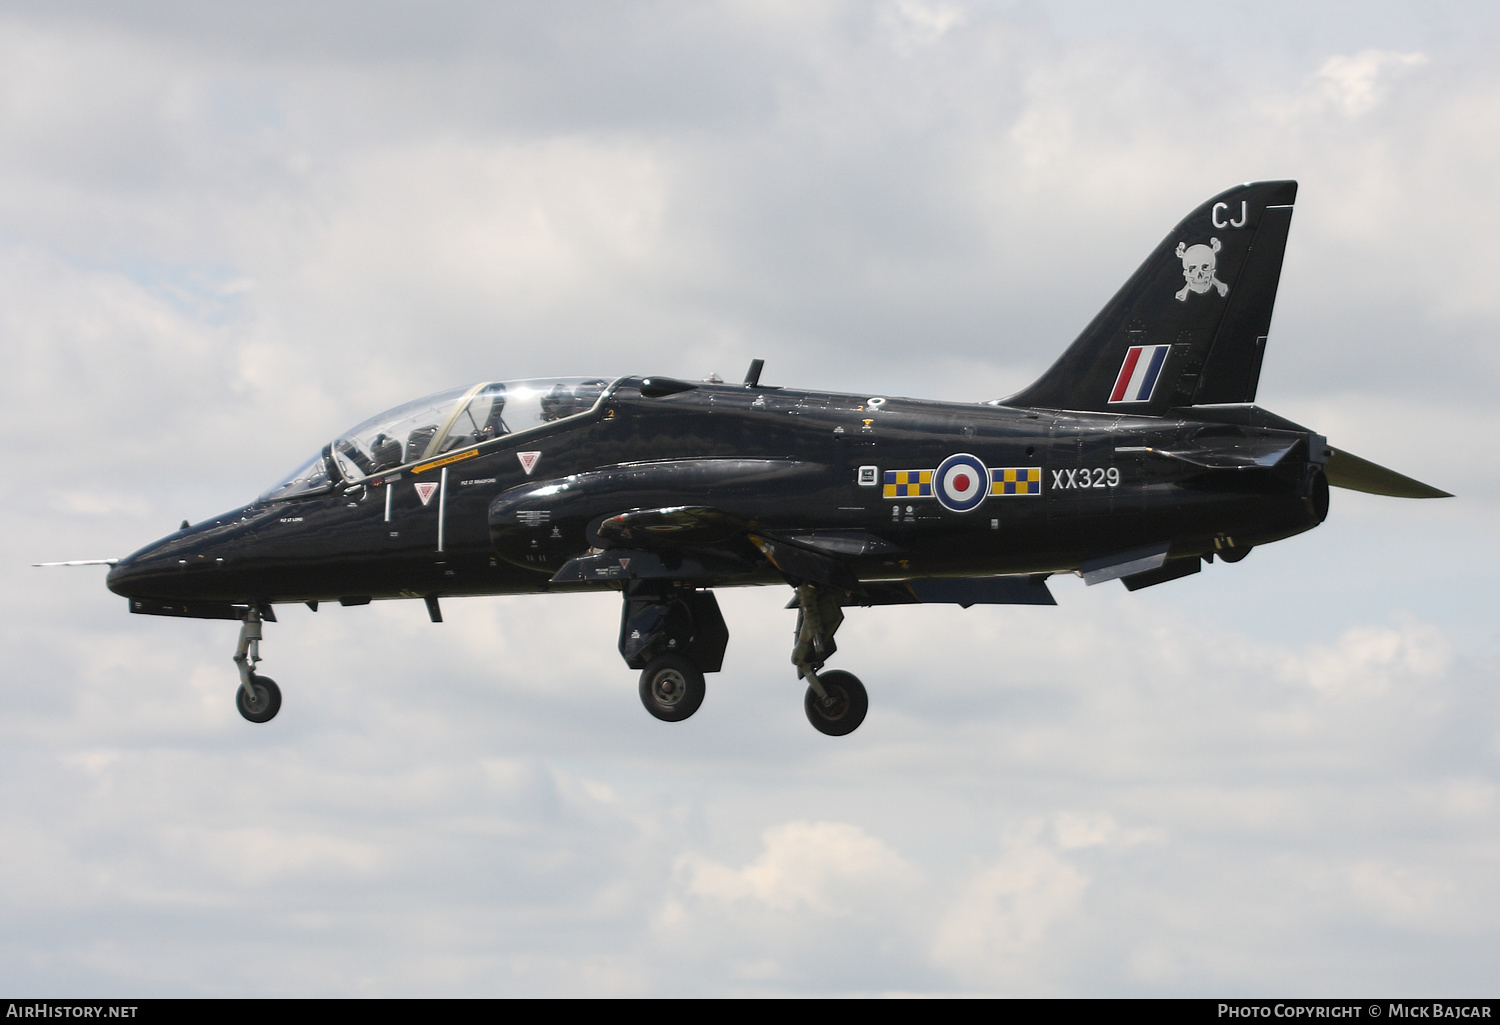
548;510;882;592
553;504;1056;604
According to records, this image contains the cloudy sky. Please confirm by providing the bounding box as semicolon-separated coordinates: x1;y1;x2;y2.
3;0;1498;996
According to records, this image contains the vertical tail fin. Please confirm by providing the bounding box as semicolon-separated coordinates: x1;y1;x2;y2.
1006;181;1297;413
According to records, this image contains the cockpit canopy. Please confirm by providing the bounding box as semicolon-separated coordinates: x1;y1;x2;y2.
259;377;612;503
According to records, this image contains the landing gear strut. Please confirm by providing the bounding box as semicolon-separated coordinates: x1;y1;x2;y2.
792;583;868;736
233;606;281;723
619;583;728;722
613;579;870;735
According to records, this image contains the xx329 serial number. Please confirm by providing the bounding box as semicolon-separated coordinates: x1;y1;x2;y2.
1052;467;1120;489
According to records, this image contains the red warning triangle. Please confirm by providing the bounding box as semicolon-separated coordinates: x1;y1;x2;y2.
517;451;541;475
414;482;438;506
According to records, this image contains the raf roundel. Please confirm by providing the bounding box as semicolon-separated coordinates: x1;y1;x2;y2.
933;452;990;513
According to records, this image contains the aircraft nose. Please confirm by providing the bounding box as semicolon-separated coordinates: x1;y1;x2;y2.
105;525;237;600
105;543;182;598
104;556;135;596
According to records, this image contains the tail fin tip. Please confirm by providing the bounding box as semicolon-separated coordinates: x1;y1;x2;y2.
1007;180;1299;414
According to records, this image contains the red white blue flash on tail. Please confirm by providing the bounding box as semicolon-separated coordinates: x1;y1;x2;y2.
1109;344;1171;404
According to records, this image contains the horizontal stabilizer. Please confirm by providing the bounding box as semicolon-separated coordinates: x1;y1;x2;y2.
1325;448;1452;499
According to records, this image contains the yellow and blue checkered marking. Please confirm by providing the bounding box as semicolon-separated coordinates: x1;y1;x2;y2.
885;467;1040;498
883;469;932;498
990;467;1042;495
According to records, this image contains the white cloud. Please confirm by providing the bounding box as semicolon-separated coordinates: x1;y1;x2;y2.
931;828;1090;990
680;819;913;914
883;0;967;55
1312;50;1429;117
1288;616;1451;698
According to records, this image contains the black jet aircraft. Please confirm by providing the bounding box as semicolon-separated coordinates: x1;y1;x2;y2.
91;180;1449;736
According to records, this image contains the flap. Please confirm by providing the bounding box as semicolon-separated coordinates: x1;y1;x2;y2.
1080;542;1172;586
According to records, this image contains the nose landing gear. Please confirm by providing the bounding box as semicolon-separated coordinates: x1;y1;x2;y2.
236;674;282;723
233;606;281;723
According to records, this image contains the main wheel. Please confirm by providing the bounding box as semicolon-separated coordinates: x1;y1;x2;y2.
638;655;705;722
804;670;867;736
236;674;282;724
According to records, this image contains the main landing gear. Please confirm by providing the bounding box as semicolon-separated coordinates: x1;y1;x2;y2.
616;581;869;736
620;582;727;723
232;606;281;723
638;654;705;722
791;583;867;737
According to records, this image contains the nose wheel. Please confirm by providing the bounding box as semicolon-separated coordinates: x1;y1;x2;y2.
236;674;282;723
232;606;282;723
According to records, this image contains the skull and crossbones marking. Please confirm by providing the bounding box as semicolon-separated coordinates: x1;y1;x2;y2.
1174;238;1229;301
